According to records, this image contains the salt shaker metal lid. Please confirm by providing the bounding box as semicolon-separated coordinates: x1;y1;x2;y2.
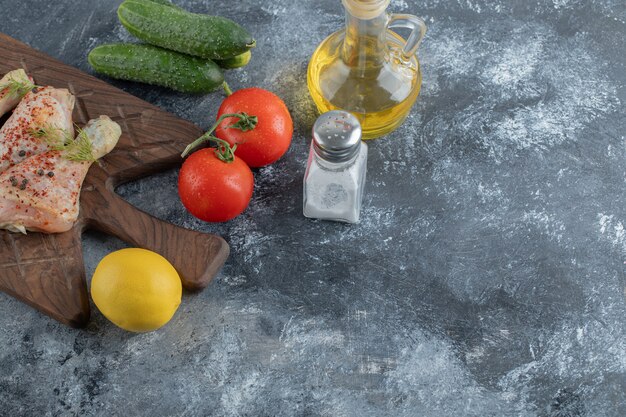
312;110;362;163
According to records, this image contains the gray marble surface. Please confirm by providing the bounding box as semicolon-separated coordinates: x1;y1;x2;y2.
1;0;625;416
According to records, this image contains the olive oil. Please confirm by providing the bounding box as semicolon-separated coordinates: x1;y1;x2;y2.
307;0;426;140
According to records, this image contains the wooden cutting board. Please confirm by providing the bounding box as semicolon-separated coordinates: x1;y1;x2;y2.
0;33;230;328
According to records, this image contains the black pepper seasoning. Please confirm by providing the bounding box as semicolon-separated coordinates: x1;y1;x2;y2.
47;171;55;177
18;150;26;157
9;176;18;187
37;169;44;176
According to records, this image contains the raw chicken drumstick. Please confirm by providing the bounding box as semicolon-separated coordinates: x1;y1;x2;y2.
0;86;75;173
0;69;34;117
0;116;121;234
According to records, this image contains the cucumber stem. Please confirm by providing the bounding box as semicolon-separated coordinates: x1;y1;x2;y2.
223;82;233;96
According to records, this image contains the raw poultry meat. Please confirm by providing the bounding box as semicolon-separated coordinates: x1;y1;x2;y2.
0;86;75;173
0;116;121;234
0;69;34;118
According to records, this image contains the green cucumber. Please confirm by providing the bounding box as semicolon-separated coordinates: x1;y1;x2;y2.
216;50;252;69
145;0;180;8
87;44;224;94
117;0;256;60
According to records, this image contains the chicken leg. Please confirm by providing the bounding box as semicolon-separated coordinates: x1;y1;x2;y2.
0;116;121;234
0;86;75;173
0;69;34;117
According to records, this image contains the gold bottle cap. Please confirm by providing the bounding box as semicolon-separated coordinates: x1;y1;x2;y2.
342;0;390;20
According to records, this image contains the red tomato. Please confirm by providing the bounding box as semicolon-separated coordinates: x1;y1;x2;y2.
215;88;293;168
178;148;254;222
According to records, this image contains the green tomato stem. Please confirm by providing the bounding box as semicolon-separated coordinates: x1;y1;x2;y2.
181;112;258;159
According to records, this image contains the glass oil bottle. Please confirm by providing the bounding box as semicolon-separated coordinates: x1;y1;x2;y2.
307;0;427;139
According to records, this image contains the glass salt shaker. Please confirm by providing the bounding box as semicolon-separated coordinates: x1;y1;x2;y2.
303;110;368;223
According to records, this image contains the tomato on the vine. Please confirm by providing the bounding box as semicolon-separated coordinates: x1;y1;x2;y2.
215;88;293;168
178;148;253;223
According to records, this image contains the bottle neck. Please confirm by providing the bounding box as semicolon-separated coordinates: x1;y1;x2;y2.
342;3;389;68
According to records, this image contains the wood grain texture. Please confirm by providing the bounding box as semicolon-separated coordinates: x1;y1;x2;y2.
0;33;229;327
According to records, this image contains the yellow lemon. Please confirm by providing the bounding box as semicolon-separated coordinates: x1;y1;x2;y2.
91;248;182;332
